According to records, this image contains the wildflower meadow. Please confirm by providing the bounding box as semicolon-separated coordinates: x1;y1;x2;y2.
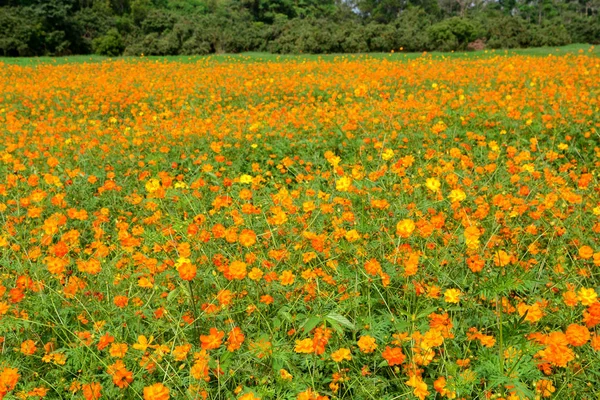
1;49;600;400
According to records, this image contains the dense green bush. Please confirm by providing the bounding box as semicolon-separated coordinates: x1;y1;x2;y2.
394;8;433;52
530;22;572;47
0;0;598;56
563;13;600;44
0;7;44;56
485;15;532;49
92;28;125;56
428;17;477;51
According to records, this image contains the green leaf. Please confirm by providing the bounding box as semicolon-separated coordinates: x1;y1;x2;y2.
415;306;439;320
328;319;344;336
166;287;180;303
325;312;356;331
278;309;293;322
301;316;322;333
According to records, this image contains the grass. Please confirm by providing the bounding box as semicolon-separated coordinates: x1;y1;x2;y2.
0;43;597;66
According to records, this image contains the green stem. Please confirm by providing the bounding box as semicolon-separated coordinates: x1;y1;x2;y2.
496;295;504;379
188;280;200;340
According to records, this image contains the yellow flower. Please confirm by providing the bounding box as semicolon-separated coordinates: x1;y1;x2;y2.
239;174;253;184
444;289;461;304
381;148;394;160
330;348;352;362
327;155;341;167
238;392;260;400
345;229;361;242
425;178;441;192
279;369;293;381
577;287;598;306
145;179;160;193
448;189;466;203
133;335;155;352
336;176;352;192
396;219;415;238
175;257;191;268
174;181;188;189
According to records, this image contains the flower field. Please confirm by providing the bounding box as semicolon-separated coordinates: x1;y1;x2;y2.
1;51;600;400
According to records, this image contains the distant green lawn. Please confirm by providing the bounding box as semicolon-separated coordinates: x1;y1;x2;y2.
0;43;597;65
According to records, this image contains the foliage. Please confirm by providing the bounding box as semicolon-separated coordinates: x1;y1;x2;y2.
485;15;533;49
0;6;44;56
428;17;478;51
92;28;125;56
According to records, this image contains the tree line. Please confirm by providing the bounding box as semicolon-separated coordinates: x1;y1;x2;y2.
0;0;599;57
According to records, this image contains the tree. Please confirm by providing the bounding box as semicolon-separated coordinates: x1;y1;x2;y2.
357;0;407;23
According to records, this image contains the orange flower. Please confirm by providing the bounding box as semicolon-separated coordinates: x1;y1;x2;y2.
579;245;594;259
565;324;590;346
190;350;210;381
229;261;247;280
433;376;455;398
562;290;578;307
0;367;20;397
295;338;314;354
106;360;133;388
82;382;101;400
143;383;170;400
239;229;257;247
536;332;574;367
312;326;332;355
20;339;37;355
113;296;129;308
406;375;429;400
226;327;245;352
381;346;405;366
535;379;556;398
517;302;545;323
591;334;600;351
76;258;102;275
364;259;381;276
421;329;444;349
97;333;115;351
109;343;128;358
238;392;261;400
403;252;419;277
357;335;377;353
584;302;600;327
493;250;511;267
177;261;197;281
296;388;325;400
133;335;155;352
216;289;233;306
466;254;484;273
279;270;295;286
200;328;224;350
172;344;191;361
